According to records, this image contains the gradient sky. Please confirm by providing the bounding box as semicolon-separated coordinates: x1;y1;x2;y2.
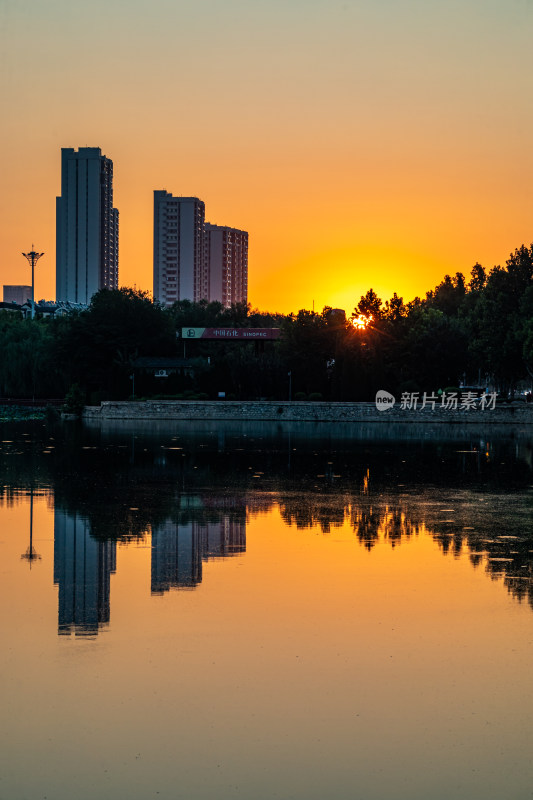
1;0;533;313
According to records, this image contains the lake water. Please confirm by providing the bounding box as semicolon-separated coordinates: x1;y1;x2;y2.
1;419;532;800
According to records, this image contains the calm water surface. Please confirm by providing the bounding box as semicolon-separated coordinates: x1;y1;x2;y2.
1;419;532;800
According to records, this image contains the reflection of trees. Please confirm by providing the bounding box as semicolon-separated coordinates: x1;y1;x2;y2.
277;494;348;533
502;571;533;608
274;490;533;610
277;498;423;549
353;508;381;550
359;507;421;548
1;419;533;610
409;504;533;608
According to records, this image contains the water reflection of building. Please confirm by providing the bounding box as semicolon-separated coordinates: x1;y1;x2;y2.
54;510;116;636
151;516;246;594
151;521;202;592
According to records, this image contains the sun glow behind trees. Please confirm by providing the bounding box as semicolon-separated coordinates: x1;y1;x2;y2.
2;243;533;401
350;314;373;330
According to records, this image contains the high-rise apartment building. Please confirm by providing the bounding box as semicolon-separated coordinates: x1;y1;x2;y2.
153;190;248;308
56;147;119;304
203;224;248;307
153;191;205;306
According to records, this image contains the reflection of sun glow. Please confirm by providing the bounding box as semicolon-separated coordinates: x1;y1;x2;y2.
351;314;373;330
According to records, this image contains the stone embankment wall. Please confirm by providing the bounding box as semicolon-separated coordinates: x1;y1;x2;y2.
83;400;533;425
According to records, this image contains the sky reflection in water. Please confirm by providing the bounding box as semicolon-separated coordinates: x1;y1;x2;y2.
1;420;533;799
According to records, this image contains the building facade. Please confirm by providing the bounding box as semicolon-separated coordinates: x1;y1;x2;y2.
3;285;32;305
203;224;248;307
56;147;119;304
153;191;205;306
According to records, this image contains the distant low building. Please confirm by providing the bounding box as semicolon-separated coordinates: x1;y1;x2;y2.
0;301;22;313
36;300;87;318
14;299;88;319
3;285;32;305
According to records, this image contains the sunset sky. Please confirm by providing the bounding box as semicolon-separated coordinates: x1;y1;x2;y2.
1;0;533;314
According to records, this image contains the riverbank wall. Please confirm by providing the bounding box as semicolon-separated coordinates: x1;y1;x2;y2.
83;400;533;425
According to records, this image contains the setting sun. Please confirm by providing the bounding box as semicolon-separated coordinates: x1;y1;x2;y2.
350;313;373;330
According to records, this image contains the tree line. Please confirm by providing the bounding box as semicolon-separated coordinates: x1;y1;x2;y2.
2;243;533;402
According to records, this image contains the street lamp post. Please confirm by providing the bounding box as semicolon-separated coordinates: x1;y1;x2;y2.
21;247;44;319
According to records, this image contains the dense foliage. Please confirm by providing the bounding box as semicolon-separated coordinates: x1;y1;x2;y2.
2;244;533;401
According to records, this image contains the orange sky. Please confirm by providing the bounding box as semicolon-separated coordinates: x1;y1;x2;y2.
1;0;533;314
